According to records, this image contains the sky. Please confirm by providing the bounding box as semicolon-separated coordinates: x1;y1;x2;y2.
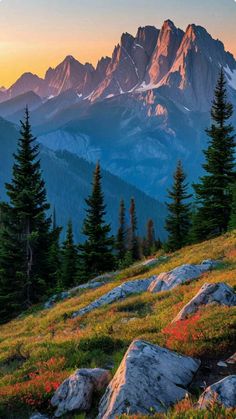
0;0;236;87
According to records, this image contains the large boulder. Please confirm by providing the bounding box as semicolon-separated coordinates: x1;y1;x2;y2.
173;282;236;321
148;260;218;293
197;375;236;409
51;368;111;417
98;340;200;418
72;277;154;318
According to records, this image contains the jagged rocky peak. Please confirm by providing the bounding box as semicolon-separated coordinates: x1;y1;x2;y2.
147;20;184;85
135;25;159;57
44;55;95;96
120;32;135;51
155;21;236;110
8;72;47;99
96;56;111;74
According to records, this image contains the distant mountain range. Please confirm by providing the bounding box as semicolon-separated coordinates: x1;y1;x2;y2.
0;20;236;200
0;117;166;241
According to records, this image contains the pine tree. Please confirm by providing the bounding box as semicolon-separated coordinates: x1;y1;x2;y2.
61;220;77;288
193;69;235;240
78;162;115;279
0;203;25;322
165;161;192;251
146;218;155;256
0;108;52;319
48;207;62;290
116;199;126;261
228;182;236;230
128;198;140;260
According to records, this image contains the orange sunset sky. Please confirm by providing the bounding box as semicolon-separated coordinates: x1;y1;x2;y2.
0;0;236;88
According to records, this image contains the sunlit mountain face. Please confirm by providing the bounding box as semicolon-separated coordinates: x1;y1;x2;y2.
0;20;236;199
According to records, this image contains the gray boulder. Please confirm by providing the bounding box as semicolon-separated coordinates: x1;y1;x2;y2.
98;339;200;418
197;375;236;409
51;368;111;417
148;260;218;293
173;282;236;321
226;353;236;365
29;414;49;419
44;291;71;309
72;277;154;318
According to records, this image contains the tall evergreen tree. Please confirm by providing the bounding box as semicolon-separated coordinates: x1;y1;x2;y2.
193;69;235;240
61;220;77;288
228;182;236;230
0;203;25;322
116;199;126;261
0;108;52;320
48;207;62;290
165;161;192;251
78;162;115;279
128;197;140;260
146;218;155;256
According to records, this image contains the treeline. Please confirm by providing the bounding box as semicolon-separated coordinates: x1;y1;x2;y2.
165;69;236;251
0;69;235;323
0;112;161;322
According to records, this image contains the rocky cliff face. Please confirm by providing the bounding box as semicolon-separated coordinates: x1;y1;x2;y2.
2;20;236;110
1;20;236;200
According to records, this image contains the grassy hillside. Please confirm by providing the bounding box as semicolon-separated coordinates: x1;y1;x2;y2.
0;231;235;418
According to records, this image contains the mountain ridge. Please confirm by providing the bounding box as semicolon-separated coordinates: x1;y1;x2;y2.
1;20;235;112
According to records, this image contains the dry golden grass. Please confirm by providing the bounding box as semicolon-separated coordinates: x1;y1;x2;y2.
0;231;235;417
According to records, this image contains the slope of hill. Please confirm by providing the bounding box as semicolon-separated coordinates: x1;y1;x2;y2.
0;117;166;241
0;231;235;418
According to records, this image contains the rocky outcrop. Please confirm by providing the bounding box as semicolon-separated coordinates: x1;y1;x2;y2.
148;260;217;293
197;375;236;409
173;282;236;321
98;340;200;418
72;277;154;318
72;260;218;317
44;291;71;309
226;353;236;365
147;20;184;86
51;368;111;417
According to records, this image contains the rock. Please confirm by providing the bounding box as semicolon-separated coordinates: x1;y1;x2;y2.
217;361;228;368
44;291;71;309
98;339;200;418
30;414;49;419
148;260;218;293
139;258;159;267
197;375;236;409
51;368;111;417
72;277;154;318
173;282;236;321
70;281;106;293
226;353;236;365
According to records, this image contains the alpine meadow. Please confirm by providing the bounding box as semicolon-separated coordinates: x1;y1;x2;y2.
0;1;235;418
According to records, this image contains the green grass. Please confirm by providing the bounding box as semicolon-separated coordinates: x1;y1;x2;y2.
0;231;235;418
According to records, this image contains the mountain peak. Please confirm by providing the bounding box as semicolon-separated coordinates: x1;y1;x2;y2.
120;32;135;50
162;19;176;30
146;20;184;85
64;55;77;62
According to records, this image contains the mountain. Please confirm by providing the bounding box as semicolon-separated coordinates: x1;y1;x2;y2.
44;55;94;97
2;20;236;109
0;91;42;119
0;117;166;241
0;20;235;199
